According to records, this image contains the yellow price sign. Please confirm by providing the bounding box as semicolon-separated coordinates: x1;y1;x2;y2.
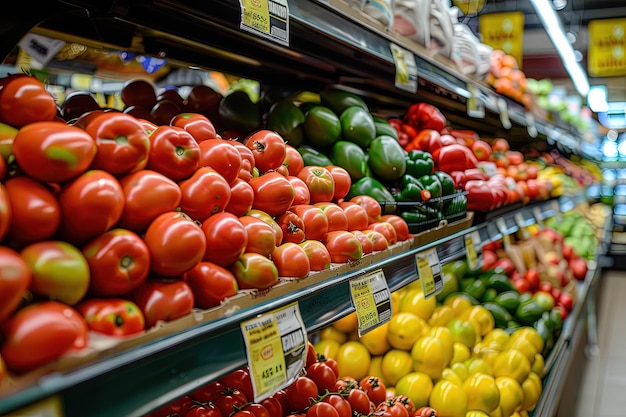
239;0;289;45
349;270;391;336
415;248;441;298
465;234;478;270
241;302;306;402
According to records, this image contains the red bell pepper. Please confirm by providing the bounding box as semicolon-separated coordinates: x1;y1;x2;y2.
404;102;447;132
432;143;478;173
465;180;497;211
404;129;442;153
76;298;146;337
445;128;480;146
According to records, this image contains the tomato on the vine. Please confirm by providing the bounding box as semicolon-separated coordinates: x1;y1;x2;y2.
198;138;243;184
231;411;255;417
185;403;223;417
346;387;371;415
260;396;283;417
391;395;415;415
144;211;206;277
219;367;254;401
192;381;226;403
306;361;337;395
322;394;351;417
285;376;319;412
360;376;387;406
178;167;231;222
214;389;248;416
239;403;271;417
306;402;339;417
375;399;410;417
245;129;286;173
201;212;248;267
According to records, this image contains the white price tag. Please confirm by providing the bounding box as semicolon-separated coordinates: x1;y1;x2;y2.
497;98;512;129
415;248;442;298
241;302;306;402
6;397;63;416
239;0;289;46
390;43;418;93
496;217;511;248
467;83;485;118
349;269;392;336
18;34;65;67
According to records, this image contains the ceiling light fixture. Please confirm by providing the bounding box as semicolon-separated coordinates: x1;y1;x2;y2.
529;0;590;97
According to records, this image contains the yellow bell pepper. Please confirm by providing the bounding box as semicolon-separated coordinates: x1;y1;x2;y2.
429;379;468;417
463;373;500;413
412;335;445;379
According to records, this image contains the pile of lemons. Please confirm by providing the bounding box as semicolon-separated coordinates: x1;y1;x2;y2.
314;281;545;417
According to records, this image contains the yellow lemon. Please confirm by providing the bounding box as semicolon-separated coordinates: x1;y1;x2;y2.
387;311;427;350
429;325;454;367
495;376;524;417
368;355;388;386
460;305;495;336
429;305;455;327
493;349;531;384
452;342;472;364
335;341;371;380
411;336;445;379
451;361;470;382
395;371;433;409
508;327;544;354
531;353;545;377
314;339;340;360
332;311;358;333
381;348;413;386
429;379;468;417
439;367;465;386
520;372;542;411
360;322;392;356
482;328;511;350
319;325;348;344
399;288;437;321
464;357;493;376
463;373;500;413
444;293;475;317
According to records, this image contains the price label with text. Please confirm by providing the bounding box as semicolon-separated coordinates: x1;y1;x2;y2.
415;248;442;298
497;98;512;129
241;302;306;402
496;217;511;248
464;231;481;269
467;83;485;118
390;43;418;93
5;396;63;416
350;269;392;336
240;0;289;46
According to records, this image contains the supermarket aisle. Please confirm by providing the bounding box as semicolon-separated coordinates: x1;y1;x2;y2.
573;270;626;417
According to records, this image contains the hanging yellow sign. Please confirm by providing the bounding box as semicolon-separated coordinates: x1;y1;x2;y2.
452;0;485;15
588;18;626;77
479;12;525;66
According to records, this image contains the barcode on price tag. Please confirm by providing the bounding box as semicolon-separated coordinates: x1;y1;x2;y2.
349;269;392;336
415;248;442;298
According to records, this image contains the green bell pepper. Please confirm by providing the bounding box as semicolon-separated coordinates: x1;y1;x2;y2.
346;176;395;202
405;150;434;178
435;171;456;196
394;174;432;202
297;145;333;166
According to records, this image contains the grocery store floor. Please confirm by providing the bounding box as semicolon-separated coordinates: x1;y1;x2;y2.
572;269;626;417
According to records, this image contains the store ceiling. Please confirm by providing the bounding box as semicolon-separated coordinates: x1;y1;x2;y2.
465;0;626;102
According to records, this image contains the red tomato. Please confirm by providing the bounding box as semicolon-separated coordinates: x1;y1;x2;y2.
0;301;88;372
276;210;306;244
76;298;145;337
307;361;338;395
376;400;409;417
151;396;194;417
322;394;352;417
0;74;57;127
201;212;248;266
231;411;255;417
146;125;201;181
170;112;217;142
245;130;287;173
186;403;223;417
225;177;255;217
144;211;207;276
249;172;295;217
184;261;239;309
272;242;310;278
322;357;339;377
230;253;279;290
21;240;90;306
272;390;290;417
380;215;411;241
305;341;318;368
351;231;374;255
306;402;339;417
231;141;256;182
57;170;125;245
118;169;182;233
297;166;335;204
299;240;332;271
4;176;61;246
367;222;398;245
192;381;226;403
121;79;157;109
12;121;97;183
290;204;329;241
350;195;382;224
313;202;348;232
239;215;277;257
248;209;283;246
360;376;387;406
129;278;195;328
0;183;9;242
260;396;283;417
362;229;390;251
220;367;254;401
286;376;319;412
323;231;363;263
83;228;151;296
346;388;371;415
0;246;31;323
333;376;358;392
178;167;232;222
391;395;415;415
338;202;369;231
85;112;151;175
284;144;304;176
198;138;243;184
287;175;311;206
325;165;351;202
240;403;270;417
214;389;248;416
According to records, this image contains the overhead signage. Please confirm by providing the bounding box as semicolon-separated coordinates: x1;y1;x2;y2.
588;18;626;77
479;12;525;67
